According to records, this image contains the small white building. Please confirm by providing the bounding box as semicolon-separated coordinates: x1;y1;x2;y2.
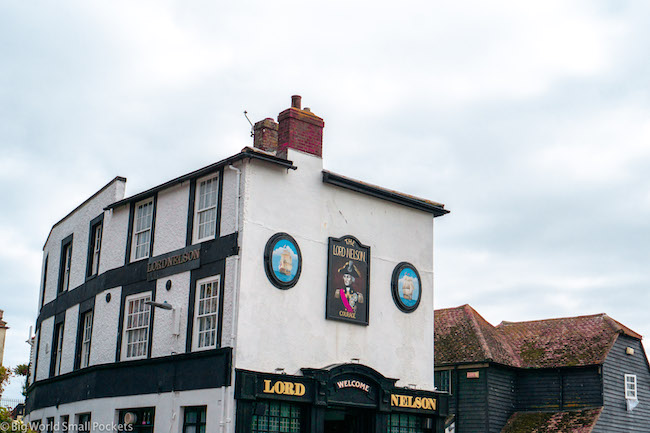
27;96;450;433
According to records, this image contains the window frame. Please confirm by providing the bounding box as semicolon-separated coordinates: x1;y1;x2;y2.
86;214;104;279
121;292;153;361
45;417;54;433
388;414;424;433
40;255;48;308
75;413;91;433
193;276;221;351
118;407;155;433
131;198;155;262
50;321;64;377
60;415;70;433
625;374;637;400
58;235;73;294
193;174;220;243
435;369;452;394
79;310;93;368
251;401;303;433
183;406;206;433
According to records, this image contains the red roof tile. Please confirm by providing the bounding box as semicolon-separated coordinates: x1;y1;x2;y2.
434;305;517;366
435;305;642;368
500;408;602;433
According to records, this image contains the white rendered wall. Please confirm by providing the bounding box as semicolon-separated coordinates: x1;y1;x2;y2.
41;179;126;307
60;304;80;375
27;388;227;433
151;272;191;357
152;182;190;257
89;287;122;366
220;167;239;237
235;150;436;389
98;207;129;274
28;331;37;385
35;317;53;381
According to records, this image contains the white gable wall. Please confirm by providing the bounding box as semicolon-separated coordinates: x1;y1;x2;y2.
235;149;435;389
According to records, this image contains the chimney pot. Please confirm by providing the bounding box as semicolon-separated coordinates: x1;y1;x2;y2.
291;95;302;109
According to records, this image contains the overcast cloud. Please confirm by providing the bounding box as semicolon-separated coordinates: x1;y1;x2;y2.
1;1;649;399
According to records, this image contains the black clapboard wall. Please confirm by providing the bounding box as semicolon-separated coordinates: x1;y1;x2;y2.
593;335;650;433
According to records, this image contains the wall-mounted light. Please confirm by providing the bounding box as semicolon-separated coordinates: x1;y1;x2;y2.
145;301;173;310
351;358;360;364
275;368;285;374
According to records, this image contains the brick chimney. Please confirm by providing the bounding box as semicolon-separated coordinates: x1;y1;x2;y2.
253;118;279;153
277;95;324;158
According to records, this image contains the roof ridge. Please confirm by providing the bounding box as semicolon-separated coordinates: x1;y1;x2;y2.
496;312;606;327
602;314;643;340
435;304;471;313
463;305;494;361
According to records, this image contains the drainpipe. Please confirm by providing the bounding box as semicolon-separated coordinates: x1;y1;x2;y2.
223;164;242;433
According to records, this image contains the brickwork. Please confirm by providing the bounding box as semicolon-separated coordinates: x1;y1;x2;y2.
253;118;279;153
277;107;324;158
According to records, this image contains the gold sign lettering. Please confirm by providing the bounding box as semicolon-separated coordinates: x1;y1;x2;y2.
391;394;437;411
147;249;200;273
263;380;306;396
331;245;367;263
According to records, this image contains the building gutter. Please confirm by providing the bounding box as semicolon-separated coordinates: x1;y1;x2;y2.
322;170;449;217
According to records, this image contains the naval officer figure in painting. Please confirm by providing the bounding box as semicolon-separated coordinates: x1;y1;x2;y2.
335;260;364;314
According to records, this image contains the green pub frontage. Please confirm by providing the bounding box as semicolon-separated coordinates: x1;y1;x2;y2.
235;365;449;433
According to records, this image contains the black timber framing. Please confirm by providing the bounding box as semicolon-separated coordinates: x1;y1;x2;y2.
26;348;232;412
35;233;238;328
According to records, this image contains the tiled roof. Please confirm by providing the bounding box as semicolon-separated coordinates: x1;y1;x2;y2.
435;305;642;368
434;305;517;366
500;408;602;433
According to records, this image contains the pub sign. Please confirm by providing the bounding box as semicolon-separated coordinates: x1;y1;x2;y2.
326;235;370;325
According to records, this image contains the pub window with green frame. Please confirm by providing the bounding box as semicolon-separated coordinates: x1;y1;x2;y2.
251;401;302;433
118;407;155;433
388;414;424;433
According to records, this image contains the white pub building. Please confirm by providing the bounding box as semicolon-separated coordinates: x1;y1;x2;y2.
27;96;450;433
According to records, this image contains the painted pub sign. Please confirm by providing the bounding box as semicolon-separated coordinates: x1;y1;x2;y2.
326;235;370;325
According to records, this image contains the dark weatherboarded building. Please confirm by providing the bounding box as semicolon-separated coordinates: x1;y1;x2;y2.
434;305;650;433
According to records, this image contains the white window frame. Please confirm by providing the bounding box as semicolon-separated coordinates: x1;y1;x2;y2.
625;374;637;400
53;323;64;376
80;310;93;368
193;276;220;351
90;223;102;276
193;174;219;243
131;199;154;261
122;292;152;360
62;243;72;292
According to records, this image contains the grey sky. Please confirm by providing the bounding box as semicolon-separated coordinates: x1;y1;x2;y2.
1;1;649;399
